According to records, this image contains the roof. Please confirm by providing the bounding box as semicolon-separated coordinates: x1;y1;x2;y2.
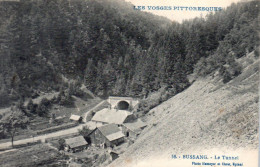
98;124;120;136
123;119;147;134
106;131;125;141
70;114;81;121
91;108;132;125
98;124;125;141
85;121;103;130
65;136;88;148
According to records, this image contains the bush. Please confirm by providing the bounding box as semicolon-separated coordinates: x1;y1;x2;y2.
59;93;74;106
194;54;223;78
36;103;48;117
222;70;232;83
137;88;165;115
55;87;75;106
41;97;51;107
219;62;242;84
27;99;36;113
219;54;242;83
36;98;52;117
58;138;65;151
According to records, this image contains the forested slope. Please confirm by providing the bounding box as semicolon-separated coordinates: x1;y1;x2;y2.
0;0;171;107
0;0;259;109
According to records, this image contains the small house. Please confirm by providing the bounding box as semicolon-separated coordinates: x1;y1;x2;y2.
122;119;147;138
65;136;88;152
87;124;125;147
70;114;82;123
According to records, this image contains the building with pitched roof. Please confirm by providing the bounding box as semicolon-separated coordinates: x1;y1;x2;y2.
87;124;125;147
70;114;82;122
122;119;147;138
91;108;135;125
65;136;88;152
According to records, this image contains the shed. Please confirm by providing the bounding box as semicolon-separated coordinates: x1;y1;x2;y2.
87;124;125;147
70;114;82;122
65;136;88;152
122;119;147;138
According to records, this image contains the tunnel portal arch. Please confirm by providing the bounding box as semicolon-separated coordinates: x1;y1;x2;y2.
117;100;130;110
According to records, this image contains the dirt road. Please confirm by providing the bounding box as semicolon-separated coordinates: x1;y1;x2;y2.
0;100;106;150
0;122;86;150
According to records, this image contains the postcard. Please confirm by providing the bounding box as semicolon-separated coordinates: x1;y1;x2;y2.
0;0;258;166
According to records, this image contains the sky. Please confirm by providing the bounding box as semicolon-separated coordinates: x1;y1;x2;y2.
125;0;245;22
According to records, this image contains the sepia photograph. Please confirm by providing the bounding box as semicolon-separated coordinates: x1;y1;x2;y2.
0;0;259;166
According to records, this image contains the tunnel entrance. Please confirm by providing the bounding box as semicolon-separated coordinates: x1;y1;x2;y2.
117;101;129;110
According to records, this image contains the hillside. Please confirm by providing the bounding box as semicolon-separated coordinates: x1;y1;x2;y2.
1;0;258;109
109;50;259;167
0;0;171;107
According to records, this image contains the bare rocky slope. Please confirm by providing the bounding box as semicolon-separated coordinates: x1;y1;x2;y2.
108;51;259;167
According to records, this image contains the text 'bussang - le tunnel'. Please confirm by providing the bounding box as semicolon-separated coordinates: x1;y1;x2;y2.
117;101;129;110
